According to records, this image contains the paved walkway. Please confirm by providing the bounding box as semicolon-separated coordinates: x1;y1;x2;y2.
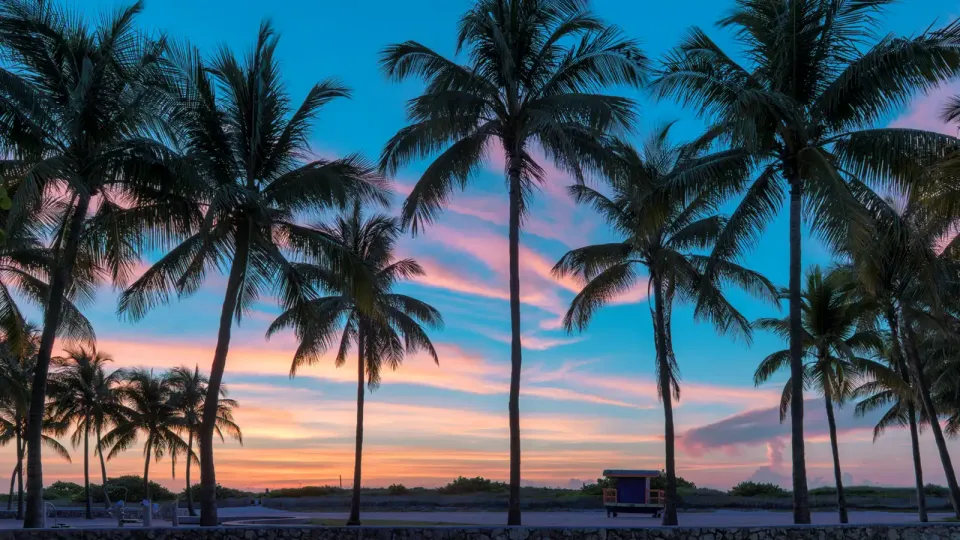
295;509;951;527
0;508;949;529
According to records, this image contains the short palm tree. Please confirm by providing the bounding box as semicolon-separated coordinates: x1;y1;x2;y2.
653;1;960;523
853;340;928;521
101;369;188;501
844;190;950;522
48;347;124;517
169;365;242;516
855;187;960;517
754;266;888;524
0;1;191;525
0;326;70;519
380;0;647;523
269;205;442;526
553;126;776;525
117;23;386;525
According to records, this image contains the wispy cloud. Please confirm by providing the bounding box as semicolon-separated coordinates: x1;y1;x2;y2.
87;331;774;413
407;223;646;328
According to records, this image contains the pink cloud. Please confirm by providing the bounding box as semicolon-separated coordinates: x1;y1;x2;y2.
890;83;960;136
409;256;514;304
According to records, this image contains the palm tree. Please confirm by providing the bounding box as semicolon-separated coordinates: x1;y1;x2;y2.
101;369;188;501
0;1;192;525
380;0;647;523
754;266;887;524
851;187;960;517
843;190;948;522
116;23;386;526
853;340;927;521
269;204;442;525
653;2;960;522
168;365;242;517
0;231;94;362
553;126;775;525
0;326;71;519
47;347;124;518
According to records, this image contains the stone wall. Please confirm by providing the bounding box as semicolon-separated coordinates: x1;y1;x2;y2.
2;524;960;540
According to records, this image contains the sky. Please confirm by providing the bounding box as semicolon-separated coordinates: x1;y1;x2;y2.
6;0;960;493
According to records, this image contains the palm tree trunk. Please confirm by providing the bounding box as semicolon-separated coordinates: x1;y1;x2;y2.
901;310;960;518
186;431;195;516
23;193;91;528
886;308;927;522
8;421;20;512
506;159;523;527
786;175;810;524
653;276;678;526
907;402;928;522
96;426;110;508
823;393;848;523
199;221;250;527
16;427;24;519
6;464;14;511
143;441;152;501
84;413;92;519
347;324;365;526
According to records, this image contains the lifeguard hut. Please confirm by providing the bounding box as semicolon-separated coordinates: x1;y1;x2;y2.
601;469;664;518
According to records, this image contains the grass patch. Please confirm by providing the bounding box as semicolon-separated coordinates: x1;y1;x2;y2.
308;519;475;527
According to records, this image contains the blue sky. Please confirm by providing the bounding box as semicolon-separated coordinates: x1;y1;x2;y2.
18;0;960;491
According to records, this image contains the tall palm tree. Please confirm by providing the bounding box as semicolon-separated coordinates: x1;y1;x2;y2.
168;365;242;517
853;340;927;521
754;266;887;524
0;1;193;525
653;2;960;522
0;326;70;519
116;24;386;526
380;0;647;523
47;347;124;518
101;369;188;501
269;204;442;526
553;126;775;525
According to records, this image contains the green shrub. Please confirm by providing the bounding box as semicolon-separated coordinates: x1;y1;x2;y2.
87;476;176;502
387;483;408;495
925;484;949;497
266;485;344;498
729;481;789;497
651;474;696;490
437;476;507;495
181;483;252;500
579;477;616;497
44;481;84;500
